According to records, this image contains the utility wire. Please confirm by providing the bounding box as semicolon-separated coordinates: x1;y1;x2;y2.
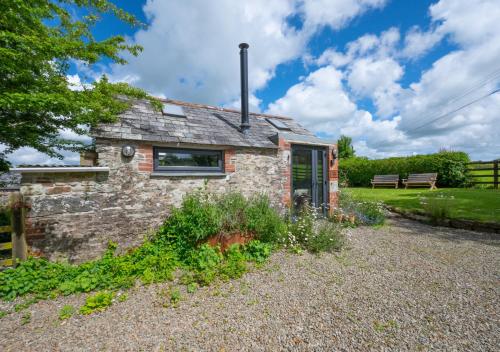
405;67;500;129
406;87;500;133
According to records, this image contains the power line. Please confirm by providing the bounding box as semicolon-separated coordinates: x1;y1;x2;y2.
406;87;500;133
405;67;500;129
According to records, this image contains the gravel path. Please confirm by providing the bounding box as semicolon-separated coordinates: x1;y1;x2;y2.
1;215;499;351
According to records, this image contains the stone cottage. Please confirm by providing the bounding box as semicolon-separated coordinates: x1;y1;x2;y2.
9;44;339;262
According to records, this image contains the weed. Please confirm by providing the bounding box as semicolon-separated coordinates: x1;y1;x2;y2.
218;244;247;281
169;288;182;307
420;195;452;223
373;319;399;332
79;291;114;315
244;241;272;264
247;298;259;306
14;297;39;312
0;310;8;319
186;282;198;294
160;287;182;308
117;293;128;302
58;305;75;320
21;311;31;325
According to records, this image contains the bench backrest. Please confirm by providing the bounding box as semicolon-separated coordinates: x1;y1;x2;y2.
373;174;399;182
407;173;437;182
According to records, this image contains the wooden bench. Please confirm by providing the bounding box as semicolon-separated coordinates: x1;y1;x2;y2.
402;173;438;190
371;174;399;188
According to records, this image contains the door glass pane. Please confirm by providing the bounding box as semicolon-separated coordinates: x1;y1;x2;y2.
317;150;324;208
292;149;312;209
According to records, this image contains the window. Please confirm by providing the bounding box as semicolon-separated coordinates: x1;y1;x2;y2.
153;147;223;173
266;117;291;130
161;103;186;117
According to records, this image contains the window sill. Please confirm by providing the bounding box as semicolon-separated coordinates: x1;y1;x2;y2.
150;172;227;178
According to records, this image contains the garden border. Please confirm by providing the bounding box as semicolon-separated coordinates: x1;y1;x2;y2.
385;205;500;235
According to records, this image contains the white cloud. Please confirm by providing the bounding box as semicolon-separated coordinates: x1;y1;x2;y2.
267;66;358;133
298;0;387;31
109;0;305;107
346;57;403;117
401;26;444;59
429;0;500;46
266;65;406;154
3;147;80;167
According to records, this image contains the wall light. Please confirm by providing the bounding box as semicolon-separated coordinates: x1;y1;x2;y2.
121;145;135;157
331;148;338;166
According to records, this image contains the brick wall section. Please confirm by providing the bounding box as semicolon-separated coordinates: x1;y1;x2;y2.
278;137;292;207
327;144;339;214
224;149;236;173
137;144;153;172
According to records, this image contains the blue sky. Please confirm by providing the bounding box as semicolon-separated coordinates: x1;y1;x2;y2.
87;0;452;108
7;0;500;165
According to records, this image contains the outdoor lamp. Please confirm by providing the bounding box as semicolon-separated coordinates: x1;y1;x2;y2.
331;148;338;165
121;145;135;157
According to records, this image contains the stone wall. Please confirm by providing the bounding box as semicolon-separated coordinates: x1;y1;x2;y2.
20;138;338;263
21;139;290;263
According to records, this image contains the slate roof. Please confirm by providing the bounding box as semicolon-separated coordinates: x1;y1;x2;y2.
91;98;315;149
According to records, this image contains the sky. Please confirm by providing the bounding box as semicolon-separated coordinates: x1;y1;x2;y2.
7;0;500;165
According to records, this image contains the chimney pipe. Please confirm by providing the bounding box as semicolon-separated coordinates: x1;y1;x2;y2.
239;43;250;134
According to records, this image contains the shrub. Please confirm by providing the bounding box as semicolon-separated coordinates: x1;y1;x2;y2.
306;222;345;253
158;191;221;252
245;195;287;243
285;205;345;253
340;151;470;187
184;244;222;286
158;191;286;253
353;202;386;226
334;189;385;226
243;240;273;263
218;244;247;281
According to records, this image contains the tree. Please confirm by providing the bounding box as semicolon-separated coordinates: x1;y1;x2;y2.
337;135;355;159
0;0;161;171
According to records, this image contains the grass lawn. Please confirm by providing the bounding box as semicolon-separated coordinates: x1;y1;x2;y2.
347;187;500;223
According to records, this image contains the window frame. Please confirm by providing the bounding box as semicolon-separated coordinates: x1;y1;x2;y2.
153;147;224;173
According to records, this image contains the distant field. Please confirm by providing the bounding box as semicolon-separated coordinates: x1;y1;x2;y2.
347;188;500;223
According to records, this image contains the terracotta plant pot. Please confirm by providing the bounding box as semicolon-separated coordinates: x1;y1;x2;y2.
206;232;255;252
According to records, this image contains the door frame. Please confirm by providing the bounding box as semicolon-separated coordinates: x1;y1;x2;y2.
290;144;329;213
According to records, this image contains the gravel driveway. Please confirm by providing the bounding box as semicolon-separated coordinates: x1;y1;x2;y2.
1;215;499;351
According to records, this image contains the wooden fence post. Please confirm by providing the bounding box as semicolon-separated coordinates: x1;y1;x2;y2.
494;160;499;190
10;192;27;266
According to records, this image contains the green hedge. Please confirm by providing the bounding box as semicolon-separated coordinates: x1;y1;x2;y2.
339;151;470;187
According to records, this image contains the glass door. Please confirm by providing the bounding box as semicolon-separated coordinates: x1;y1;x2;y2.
291;146;327;212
